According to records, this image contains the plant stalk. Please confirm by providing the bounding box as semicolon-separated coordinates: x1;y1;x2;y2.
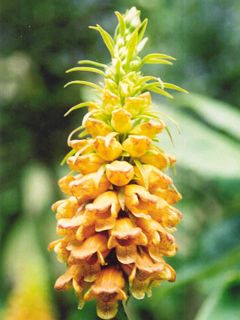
117;301;130;320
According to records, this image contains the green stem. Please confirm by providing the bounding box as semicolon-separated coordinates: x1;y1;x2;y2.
117;302;129;320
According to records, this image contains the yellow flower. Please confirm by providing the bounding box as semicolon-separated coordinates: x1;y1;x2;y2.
94;135;122;161
122;135;151;158
106;160;134;186
130;119;165;138
150;205;183;228
51;197;79;219
102;89;121;114
136;218;177;259
67;234;109;265
124;184;167;219
58;175;75;195
152;187;182;204
67;153;105;174
84;191;120;231
48;238;71;262
139;150;170;169
124;92;151;116
124;250;176;299
54;264;84;293
85;118;112;137
84;267;127;319
56;214;84;236
134;164;172;190
70;172;110;203
111;108;132;133
108;218;147;264
68;139;95;153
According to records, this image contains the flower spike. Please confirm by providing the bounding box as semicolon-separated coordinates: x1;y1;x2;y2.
50;6;186;319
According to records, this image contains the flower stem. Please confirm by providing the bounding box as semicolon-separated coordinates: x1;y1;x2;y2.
117;301;129;320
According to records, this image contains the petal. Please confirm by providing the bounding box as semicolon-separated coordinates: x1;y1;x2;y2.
130;119;165;138
54;265;82;290
67;153;105;174
106;160;134;186
140;151;170;169
58;175;75;195
152;187;182;204
85;118;112;137
102;89;120;113
68;139;95;153
96;301;118;320
68;233;109;263
94;136;122;161
85;191;120;217
124;92;151;116
134;164;172;190
111;108;132;133
116;244;137;264
70;173;110;202
122;135;151;158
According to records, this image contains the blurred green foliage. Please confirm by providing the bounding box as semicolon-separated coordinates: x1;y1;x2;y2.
0;1;240;319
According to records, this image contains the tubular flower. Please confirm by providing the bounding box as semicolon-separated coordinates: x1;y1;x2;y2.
49;6;187;319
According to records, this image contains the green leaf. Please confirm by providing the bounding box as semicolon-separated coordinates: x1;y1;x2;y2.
66;66;105;77
78;60;107;68
64;101;93;116
143;53;176;61
176;93;240;141
195;273;240;320
115;11;125;35
143;58;173;65
138;18;148;42
90;25;114;57
126;29;139;64
148;86;174;99
157;102;240;179
60;148;76;166
64;80;103;91
163;82;189;94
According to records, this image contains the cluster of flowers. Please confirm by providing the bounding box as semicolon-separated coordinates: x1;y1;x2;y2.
49;7;186;319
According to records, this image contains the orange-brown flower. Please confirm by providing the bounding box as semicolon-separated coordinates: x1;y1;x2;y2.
124;184;167;219
106;161;134;186
58;175;76;195
139;150;170;169
68;139;95;153
134;164;172;190
124;92;151;116
102;89;120;114
152;187;182;204
67;153;105;174
70;172;110;203
54;264;84;294
136;218;177;259
48;237;71;262
123;250;176;299
51;197;79;219
122;135;151;158
130;119;165;138
85;118;112;137
84;267;127;319
111;108;132;133
67;233;109;282
84;191;120;231
94;135;122;161
108;218;147;264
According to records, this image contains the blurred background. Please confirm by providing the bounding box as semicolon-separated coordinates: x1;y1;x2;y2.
0;0;240;319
